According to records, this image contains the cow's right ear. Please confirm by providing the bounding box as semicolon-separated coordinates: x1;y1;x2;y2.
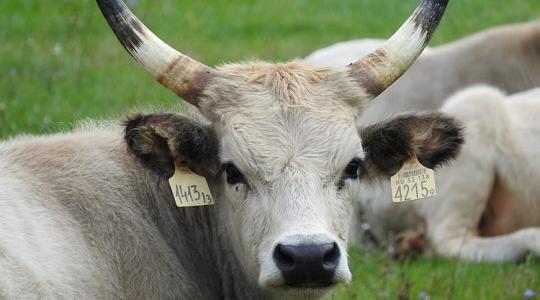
124;113;219;178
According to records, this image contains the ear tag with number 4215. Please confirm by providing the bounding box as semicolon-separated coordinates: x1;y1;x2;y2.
168;167;214;207
390;157;437;203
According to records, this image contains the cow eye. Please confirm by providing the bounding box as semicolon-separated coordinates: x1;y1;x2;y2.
342;158;362;180
223;163;246;185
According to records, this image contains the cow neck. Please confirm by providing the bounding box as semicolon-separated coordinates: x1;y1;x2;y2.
149;176;273;299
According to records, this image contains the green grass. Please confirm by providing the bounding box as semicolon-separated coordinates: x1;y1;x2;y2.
1;1;539;299
333;248;540;299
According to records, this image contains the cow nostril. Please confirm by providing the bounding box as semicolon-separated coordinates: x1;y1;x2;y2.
322;242;340;269
273;244;295;270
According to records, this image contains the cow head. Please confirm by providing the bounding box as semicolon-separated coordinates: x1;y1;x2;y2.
99;0;457;297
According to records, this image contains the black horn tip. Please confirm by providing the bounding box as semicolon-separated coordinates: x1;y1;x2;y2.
97;0;146;55
411;0;449;39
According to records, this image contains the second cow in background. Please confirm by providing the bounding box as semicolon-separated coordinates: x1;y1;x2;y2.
360;86;540;262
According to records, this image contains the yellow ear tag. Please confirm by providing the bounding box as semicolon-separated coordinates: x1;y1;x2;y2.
168;167;214;207
390;157;436;203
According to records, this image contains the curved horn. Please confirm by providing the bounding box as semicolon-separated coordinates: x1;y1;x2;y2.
97;0;215;106
349;0;449;100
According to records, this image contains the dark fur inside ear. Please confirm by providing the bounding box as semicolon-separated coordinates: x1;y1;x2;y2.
360;113;464;176
124;114;175;178
360;122;414;175
123;113;219;178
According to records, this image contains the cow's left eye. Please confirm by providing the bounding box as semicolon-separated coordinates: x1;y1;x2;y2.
342;158;362;180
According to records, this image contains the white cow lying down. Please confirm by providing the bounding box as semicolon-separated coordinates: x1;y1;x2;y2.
359;86;540;262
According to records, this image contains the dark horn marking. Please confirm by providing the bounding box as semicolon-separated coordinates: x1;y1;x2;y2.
97;0;146;56
156;56;182;86
157;56;216;103
355;72;386;98
179;70;215;103
349;49;390;97
411;0;449;44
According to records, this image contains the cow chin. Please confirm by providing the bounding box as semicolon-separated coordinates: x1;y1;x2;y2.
257;233;352;297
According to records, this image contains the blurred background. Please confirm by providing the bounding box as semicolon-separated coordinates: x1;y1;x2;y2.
1;0;539;299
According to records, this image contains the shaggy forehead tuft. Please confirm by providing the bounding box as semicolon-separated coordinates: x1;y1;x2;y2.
200;61;369;113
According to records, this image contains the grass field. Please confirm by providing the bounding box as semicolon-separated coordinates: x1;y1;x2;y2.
1;0;540;299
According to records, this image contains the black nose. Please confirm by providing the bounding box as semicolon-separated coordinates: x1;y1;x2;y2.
273;242;340;287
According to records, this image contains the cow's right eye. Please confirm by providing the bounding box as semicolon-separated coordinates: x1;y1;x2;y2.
224;163;246;185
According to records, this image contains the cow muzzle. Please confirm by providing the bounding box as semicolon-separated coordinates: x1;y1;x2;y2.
259;233;351;290
273;241;340;287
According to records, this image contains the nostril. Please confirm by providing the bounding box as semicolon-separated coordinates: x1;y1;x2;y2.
322;242;340;269
273;244;295;271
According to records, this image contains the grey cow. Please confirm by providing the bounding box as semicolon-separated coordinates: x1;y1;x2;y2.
0;0;461;298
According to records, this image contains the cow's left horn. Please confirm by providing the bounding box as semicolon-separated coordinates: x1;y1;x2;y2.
349;0;449;100
97;0;215;106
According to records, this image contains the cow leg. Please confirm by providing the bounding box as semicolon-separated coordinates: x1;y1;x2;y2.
429;227;540;262
391;228;427;260
423;158;540;262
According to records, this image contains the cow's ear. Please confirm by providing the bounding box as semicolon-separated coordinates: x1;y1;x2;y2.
124;113;219;178
360;113;464;176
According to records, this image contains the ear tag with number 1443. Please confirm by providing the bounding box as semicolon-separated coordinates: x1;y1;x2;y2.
168;167;214;207
390;157;437;203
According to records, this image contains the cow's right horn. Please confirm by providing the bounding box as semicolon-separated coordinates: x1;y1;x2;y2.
97;0;215;107
349;0;449;101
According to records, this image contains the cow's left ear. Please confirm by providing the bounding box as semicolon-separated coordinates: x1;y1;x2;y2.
360;113;464;176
